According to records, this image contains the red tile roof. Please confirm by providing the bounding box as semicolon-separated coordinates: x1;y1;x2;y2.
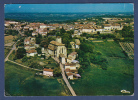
26;49;37;53
43;68;53;72
66;73;73;76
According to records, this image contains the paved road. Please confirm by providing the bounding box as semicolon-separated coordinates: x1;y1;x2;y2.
52;57;77;96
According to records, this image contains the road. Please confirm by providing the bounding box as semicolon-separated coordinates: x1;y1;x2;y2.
52;57;77;96
4;41;18;62
8;60;43;71
5;29;23;62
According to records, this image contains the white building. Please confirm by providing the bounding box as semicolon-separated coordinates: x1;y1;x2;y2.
81;29;95;33
43;68;53;77
26;49;37;57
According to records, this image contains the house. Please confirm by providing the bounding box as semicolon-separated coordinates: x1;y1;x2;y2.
66;73;74;80
40;24;47;29
65;62;80;71
70;42;75;49
43;68;53;77
48;37;67;58
75;39;80;49
26;49;37;57
66;72;81;80
32;32;38;36
104;24;112;31
24;38;30;45
81;28;95;33
111;23;123;30
68;52;77;60
29;27;33;31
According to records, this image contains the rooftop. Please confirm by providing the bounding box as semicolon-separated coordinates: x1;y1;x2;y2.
50;41;65;46
43;68;53;72
69;52;77;56
26;49;37;53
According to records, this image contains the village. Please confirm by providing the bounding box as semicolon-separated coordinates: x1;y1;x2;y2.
4;16;134;96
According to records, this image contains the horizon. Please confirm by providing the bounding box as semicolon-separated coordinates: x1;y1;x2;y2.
5;3;134;13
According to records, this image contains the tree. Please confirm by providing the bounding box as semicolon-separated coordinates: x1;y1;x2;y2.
16;48;26;59
60;27;66;34
22;56;28;62
36;34;42;44
53;68;61;77
97;31;100;35
78;68;83;74
40;39;49;48
44;21;48;24
121;25;134;38
36;48;42;54
10;24;14;28
80;43;94;53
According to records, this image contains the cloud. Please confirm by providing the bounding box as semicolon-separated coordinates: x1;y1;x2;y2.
19;6;21;8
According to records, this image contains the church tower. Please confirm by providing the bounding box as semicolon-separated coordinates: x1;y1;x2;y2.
56;36;62;43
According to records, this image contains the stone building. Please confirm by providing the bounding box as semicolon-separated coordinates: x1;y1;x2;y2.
48;37;67;58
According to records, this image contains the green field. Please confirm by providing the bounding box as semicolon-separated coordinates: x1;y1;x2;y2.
4;48;11;58
5;61;68;96
70;41;134;96
9;51;59;70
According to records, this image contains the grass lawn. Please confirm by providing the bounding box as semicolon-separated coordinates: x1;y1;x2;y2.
5;61;68;96
9;51;59;69
92;41;126;58
4;48;11;58
70;41;134;96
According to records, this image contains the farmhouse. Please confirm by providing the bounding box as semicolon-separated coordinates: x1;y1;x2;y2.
26;49;37;57
43;68;53;77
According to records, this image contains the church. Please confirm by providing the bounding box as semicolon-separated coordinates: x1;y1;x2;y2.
48;36;67;58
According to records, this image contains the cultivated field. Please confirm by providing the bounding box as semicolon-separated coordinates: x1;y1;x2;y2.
119;42;134;59
70;41;134;96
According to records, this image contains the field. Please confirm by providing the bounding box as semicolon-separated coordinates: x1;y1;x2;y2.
70;41;134;96
4;48;11;58
9;51;59;70
5;61;68;96
5;35;17;44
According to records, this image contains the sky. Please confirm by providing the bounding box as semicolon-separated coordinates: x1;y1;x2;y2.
4;3;134;13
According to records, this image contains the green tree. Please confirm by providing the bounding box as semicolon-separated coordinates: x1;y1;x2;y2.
36;34;42;44
97;31;100;35
40;38;49;48
121;25;134;38
53;68;61;77
60;27;66;34
36;48;42;54
16;48;26;59
22;56;28;62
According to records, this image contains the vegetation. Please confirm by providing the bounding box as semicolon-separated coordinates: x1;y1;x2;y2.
5;29;19;36
5;61;67;96
77;40;108;71
16;48;26;59
23;30;33;36
70;41;134;96
5;48;11;58
56;28;73;48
